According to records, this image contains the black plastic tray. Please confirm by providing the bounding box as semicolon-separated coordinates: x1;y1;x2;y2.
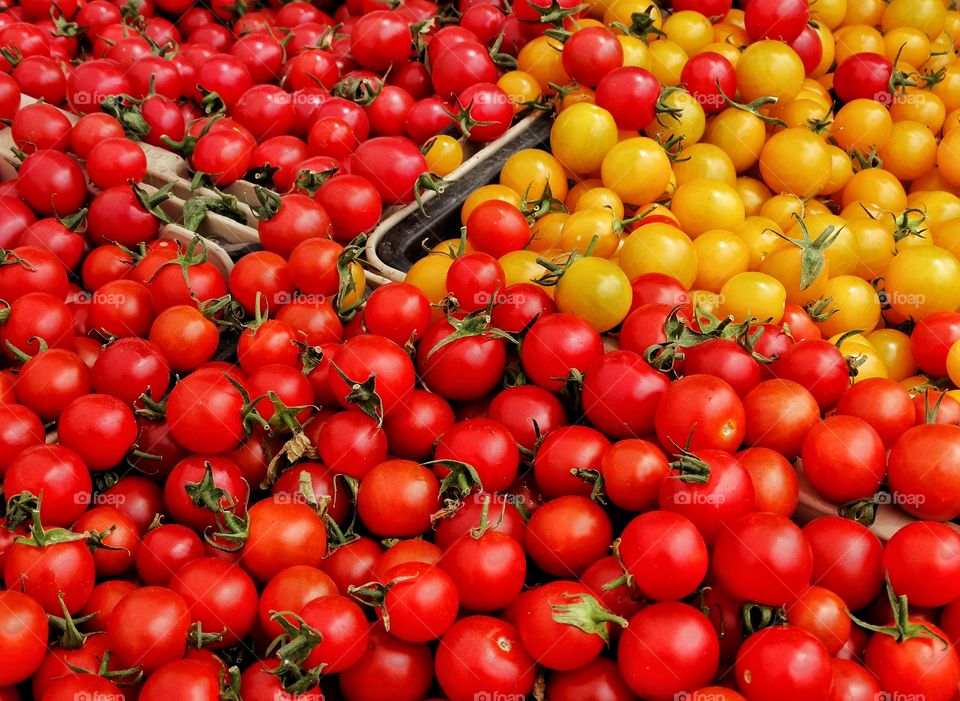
373;115;553;273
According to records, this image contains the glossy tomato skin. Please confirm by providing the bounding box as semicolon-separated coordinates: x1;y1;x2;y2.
0;590;48;687
382;389;456;461
356;460;440;538
772;339;849;410
526;495;612;577
338;623;434;701
618;602;720;701
835;377;915;447
735;625;833;701
582;350;670;438
742;379;820;458
107;586;190;674
712;512;813;606
330;335;416;416
618;510;708;601
170;557;258;648
887;423;960;521
3;538;95;615
682;339;762;398
416;318;508;401
865;619;960;701
521;313;604;393
803;516;884;612
884;522;960;608
658;448;756;545
655;375;746;453
487;384;567;451
533;425;610;499
435;419;520;493
435;616;537;701
241;501;328;582
910;311;960;377
801;415;886;502
5;444;92;526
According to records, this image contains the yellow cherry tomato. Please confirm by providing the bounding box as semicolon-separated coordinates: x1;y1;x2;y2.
574;187;624;218
671;179;745;237
671;143;737;187
911;167;960;196
847;217;896;279
830;99;893;152
759;128;832;199
529;212;569;252
945;10;960;49
559;209;620;257
842;0;886;26
812;0;847;29
790;212;859;277
604;0;662;39
830;333;875;351
937;128;960;187
405;253;453;315
884;26;931;66
882;0;946;39
431;238;470;257
517;36;569;93
713;23;748;47
821;145;855;196
907;191;960;233
759;243;830;307
841;169;908;212
423;135;463;177
718;272;786;324
461;185;523;226
619;222;698;287
500;149;569;202
735;215;785;268
662;10;713;57
878;120;938;181
703;106;767;173
934;218;960;259
850;347;890;382
735;177;772;217
946;339;960;388
692;229;750;292
699;42;740;66
497;71;542;113
933;65;960;113
867;328;917;381
642;88;706;147
736;40;805;104
555;256;633;331
889;88;946;132
648;40;688;86
499;250;550;287
773;98;833;136
811;22;837;78
759;195;809;230
565;179;603;210
834;25;885;65
556;85;596;112
816;275;882;338
600;137;672;206
618;35;651;69
550;103;619;175
885;245;960;320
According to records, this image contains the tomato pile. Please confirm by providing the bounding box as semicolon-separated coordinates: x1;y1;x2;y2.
3;0;960;698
